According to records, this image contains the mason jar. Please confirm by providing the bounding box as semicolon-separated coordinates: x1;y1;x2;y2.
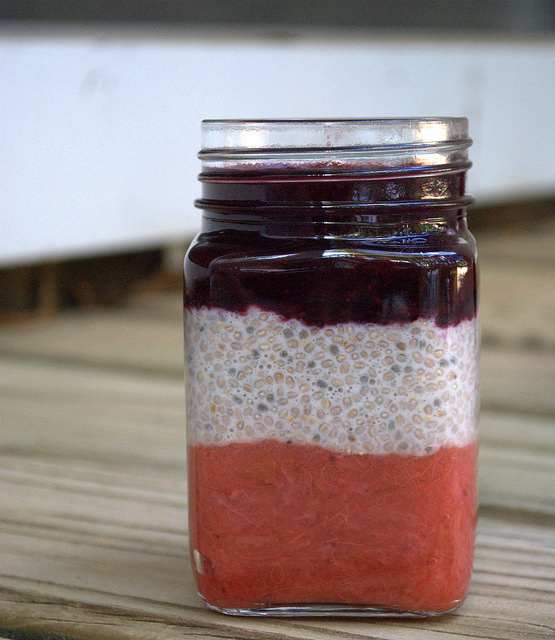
184;119;479;617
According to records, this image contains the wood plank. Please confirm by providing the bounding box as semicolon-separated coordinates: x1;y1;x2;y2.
126;289;184;324
1;356;554;639
476;215;555;351
480;349;555;416
0;305;184;376
2;357;554;516
4;268;555;363
0;208;552;639
0;520;553;640
475;215;555;264
479;262;555;350
479;411;555;522
1;296;554;416
0;515;553;639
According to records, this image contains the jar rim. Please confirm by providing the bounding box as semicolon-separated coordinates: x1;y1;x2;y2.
200;118;470;154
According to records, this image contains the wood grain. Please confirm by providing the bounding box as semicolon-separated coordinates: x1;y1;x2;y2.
0;221;554;639
1;354;554;639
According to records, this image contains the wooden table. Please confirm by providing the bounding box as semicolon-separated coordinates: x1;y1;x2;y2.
1;220;554;639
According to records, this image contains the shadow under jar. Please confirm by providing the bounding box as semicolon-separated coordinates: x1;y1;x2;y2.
184;119;479;617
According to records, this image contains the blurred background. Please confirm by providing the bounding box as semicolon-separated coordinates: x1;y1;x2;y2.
0;0;554;315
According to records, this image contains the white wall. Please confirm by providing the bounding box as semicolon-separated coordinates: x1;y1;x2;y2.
1;26;554;266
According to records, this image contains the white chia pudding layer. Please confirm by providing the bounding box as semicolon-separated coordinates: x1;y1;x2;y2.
185;307;479;456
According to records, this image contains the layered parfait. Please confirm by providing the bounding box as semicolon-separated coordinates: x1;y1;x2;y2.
185;219;478;614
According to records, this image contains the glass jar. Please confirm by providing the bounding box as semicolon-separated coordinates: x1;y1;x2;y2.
184;119;479;617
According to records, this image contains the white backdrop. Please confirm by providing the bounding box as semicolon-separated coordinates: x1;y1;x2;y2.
1;27;554;266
